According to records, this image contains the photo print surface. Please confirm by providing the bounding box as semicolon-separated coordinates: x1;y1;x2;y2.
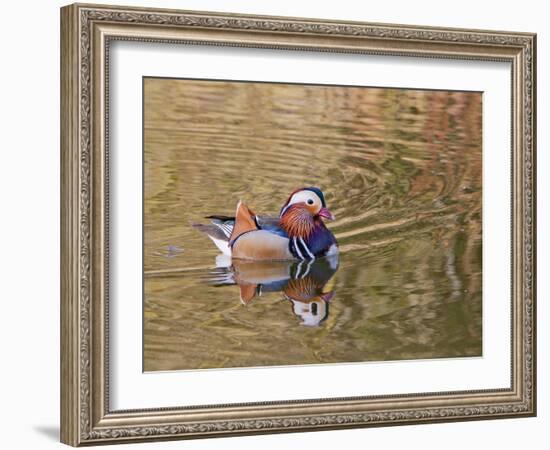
143;77;482;372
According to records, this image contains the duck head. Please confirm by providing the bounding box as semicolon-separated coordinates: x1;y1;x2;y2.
279;187;335;238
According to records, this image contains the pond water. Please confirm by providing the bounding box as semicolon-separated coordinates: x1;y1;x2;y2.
143;78;482;372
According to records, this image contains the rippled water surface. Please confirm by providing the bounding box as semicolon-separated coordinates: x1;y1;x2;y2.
143;78;482;372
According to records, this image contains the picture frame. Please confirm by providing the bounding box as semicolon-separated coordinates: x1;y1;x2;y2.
60;2;536;446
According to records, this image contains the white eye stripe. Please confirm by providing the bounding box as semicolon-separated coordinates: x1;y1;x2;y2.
289;190;321;207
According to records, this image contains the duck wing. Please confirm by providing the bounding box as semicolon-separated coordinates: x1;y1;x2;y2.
204;215;235;239
255;215;288;238
202;214;288;239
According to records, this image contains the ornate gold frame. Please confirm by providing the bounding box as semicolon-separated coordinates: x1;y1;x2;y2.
60;3;536;446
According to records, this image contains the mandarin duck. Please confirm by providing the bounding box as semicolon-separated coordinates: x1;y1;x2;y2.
193;187;338;261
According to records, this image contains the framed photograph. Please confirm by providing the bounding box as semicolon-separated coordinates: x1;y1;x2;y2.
60;3;536;446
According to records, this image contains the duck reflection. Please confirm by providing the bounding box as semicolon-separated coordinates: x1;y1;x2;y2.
208;255;339;327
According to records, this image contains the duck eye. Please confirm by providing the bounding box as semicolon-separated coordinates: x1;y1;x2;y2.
307;199;314;205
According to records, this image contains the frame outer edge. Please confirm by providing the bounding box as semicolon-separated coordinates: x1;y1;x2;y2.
61;2;537;445
61;4;81;447
533;33;537;416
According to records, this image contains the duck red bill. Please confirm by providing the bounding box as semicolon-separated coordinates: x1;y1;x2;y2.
318;207;335;220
